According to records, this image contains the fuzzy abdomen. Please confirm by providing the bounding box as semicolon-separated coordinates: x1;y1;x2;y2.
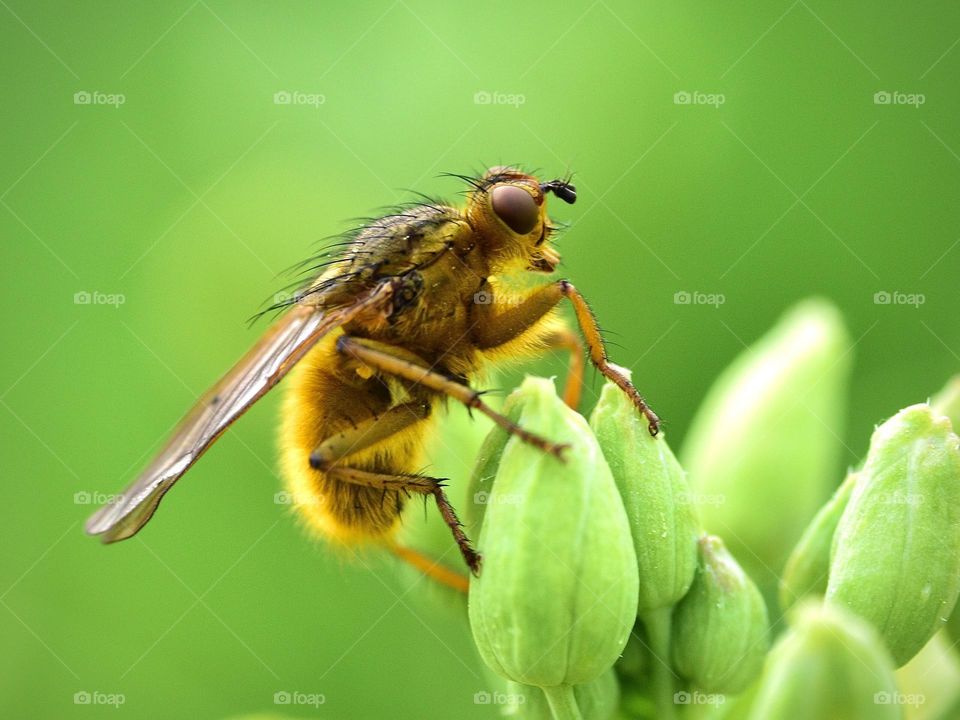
279;331;434;545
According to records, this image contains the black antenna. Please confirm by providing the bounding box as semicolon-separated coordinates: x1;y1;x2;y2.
540;179;577;204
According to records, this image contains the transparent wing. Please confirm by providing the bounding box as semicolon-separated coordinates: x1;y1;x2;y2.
86;284;393;542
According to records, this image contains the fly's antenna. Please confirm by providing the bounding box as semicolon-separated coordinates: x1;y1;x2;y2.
540;178;577;205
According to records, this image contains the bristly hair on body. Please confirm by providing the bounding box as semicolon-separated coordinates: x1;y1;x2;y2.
250;168;564;324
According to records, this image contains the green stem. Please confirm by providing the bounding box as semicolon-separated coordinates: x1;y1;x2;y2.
541;684;584;720
641;606;677;720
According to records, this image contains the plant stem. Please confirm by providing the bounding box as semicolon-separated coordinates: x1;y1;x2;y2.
641;606;677;720
542;684;584;720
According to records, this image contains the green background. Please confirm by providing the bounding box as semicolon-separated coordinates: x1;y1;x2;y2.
2;2;958;718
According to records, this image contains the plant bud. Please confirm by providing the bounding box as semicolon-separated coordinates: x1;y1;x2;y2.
681;299;850;596
590;372;699;613
746;601;901;720
469;377;639;688
779;472;857;612
672;535;769;694
826;404;960;666
464;392;521;535
931;377;960;647
500;670;619;720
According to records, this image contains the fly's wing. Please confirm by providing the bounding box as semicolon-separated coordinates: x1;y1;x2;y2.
85;284;393;542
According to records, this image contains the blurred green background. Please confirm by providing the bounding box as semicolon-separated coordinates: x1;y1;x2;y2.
2;1;958;718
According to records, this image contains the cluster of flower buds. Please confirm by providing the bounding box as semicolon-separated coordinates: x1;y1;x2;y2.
467;374;768;719
405;299;960;719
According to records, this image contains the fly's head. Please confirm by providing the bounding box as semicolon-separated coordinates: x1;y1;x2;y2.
465;166;576;274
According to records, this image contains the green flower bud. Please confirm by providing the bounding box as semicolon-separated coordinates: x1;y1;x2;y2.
672;535;769;694
931;377;960;649
826;404;960;667
469;377;639;691
779;472;858;612
746;602;901;720
464;392;520;535
590;372;699;613
499;670;619;720
681;299;851;597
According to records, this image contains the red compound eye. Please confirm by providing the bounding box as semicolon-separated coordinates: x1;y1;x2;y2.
491;185;538;235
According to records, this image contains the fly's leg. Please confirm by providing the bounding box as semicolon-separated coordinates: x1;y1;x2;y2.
385;543;470;593
559;281;660;435
308;401;431;470
470;280;661;436
542;328;585;410
307;401;478;585
320;465;480;578
335;336;569;458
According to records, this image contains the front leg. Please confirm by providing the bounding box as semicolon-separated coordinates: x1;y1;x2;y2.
335;335;569;458
470;280;661;436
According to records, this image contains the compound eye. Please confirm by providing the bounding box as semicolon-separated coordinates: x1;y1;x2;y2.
491;185;539;235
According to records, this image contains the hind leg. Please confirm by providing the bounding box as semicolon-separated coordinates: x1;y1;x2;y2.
308;402;479;584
